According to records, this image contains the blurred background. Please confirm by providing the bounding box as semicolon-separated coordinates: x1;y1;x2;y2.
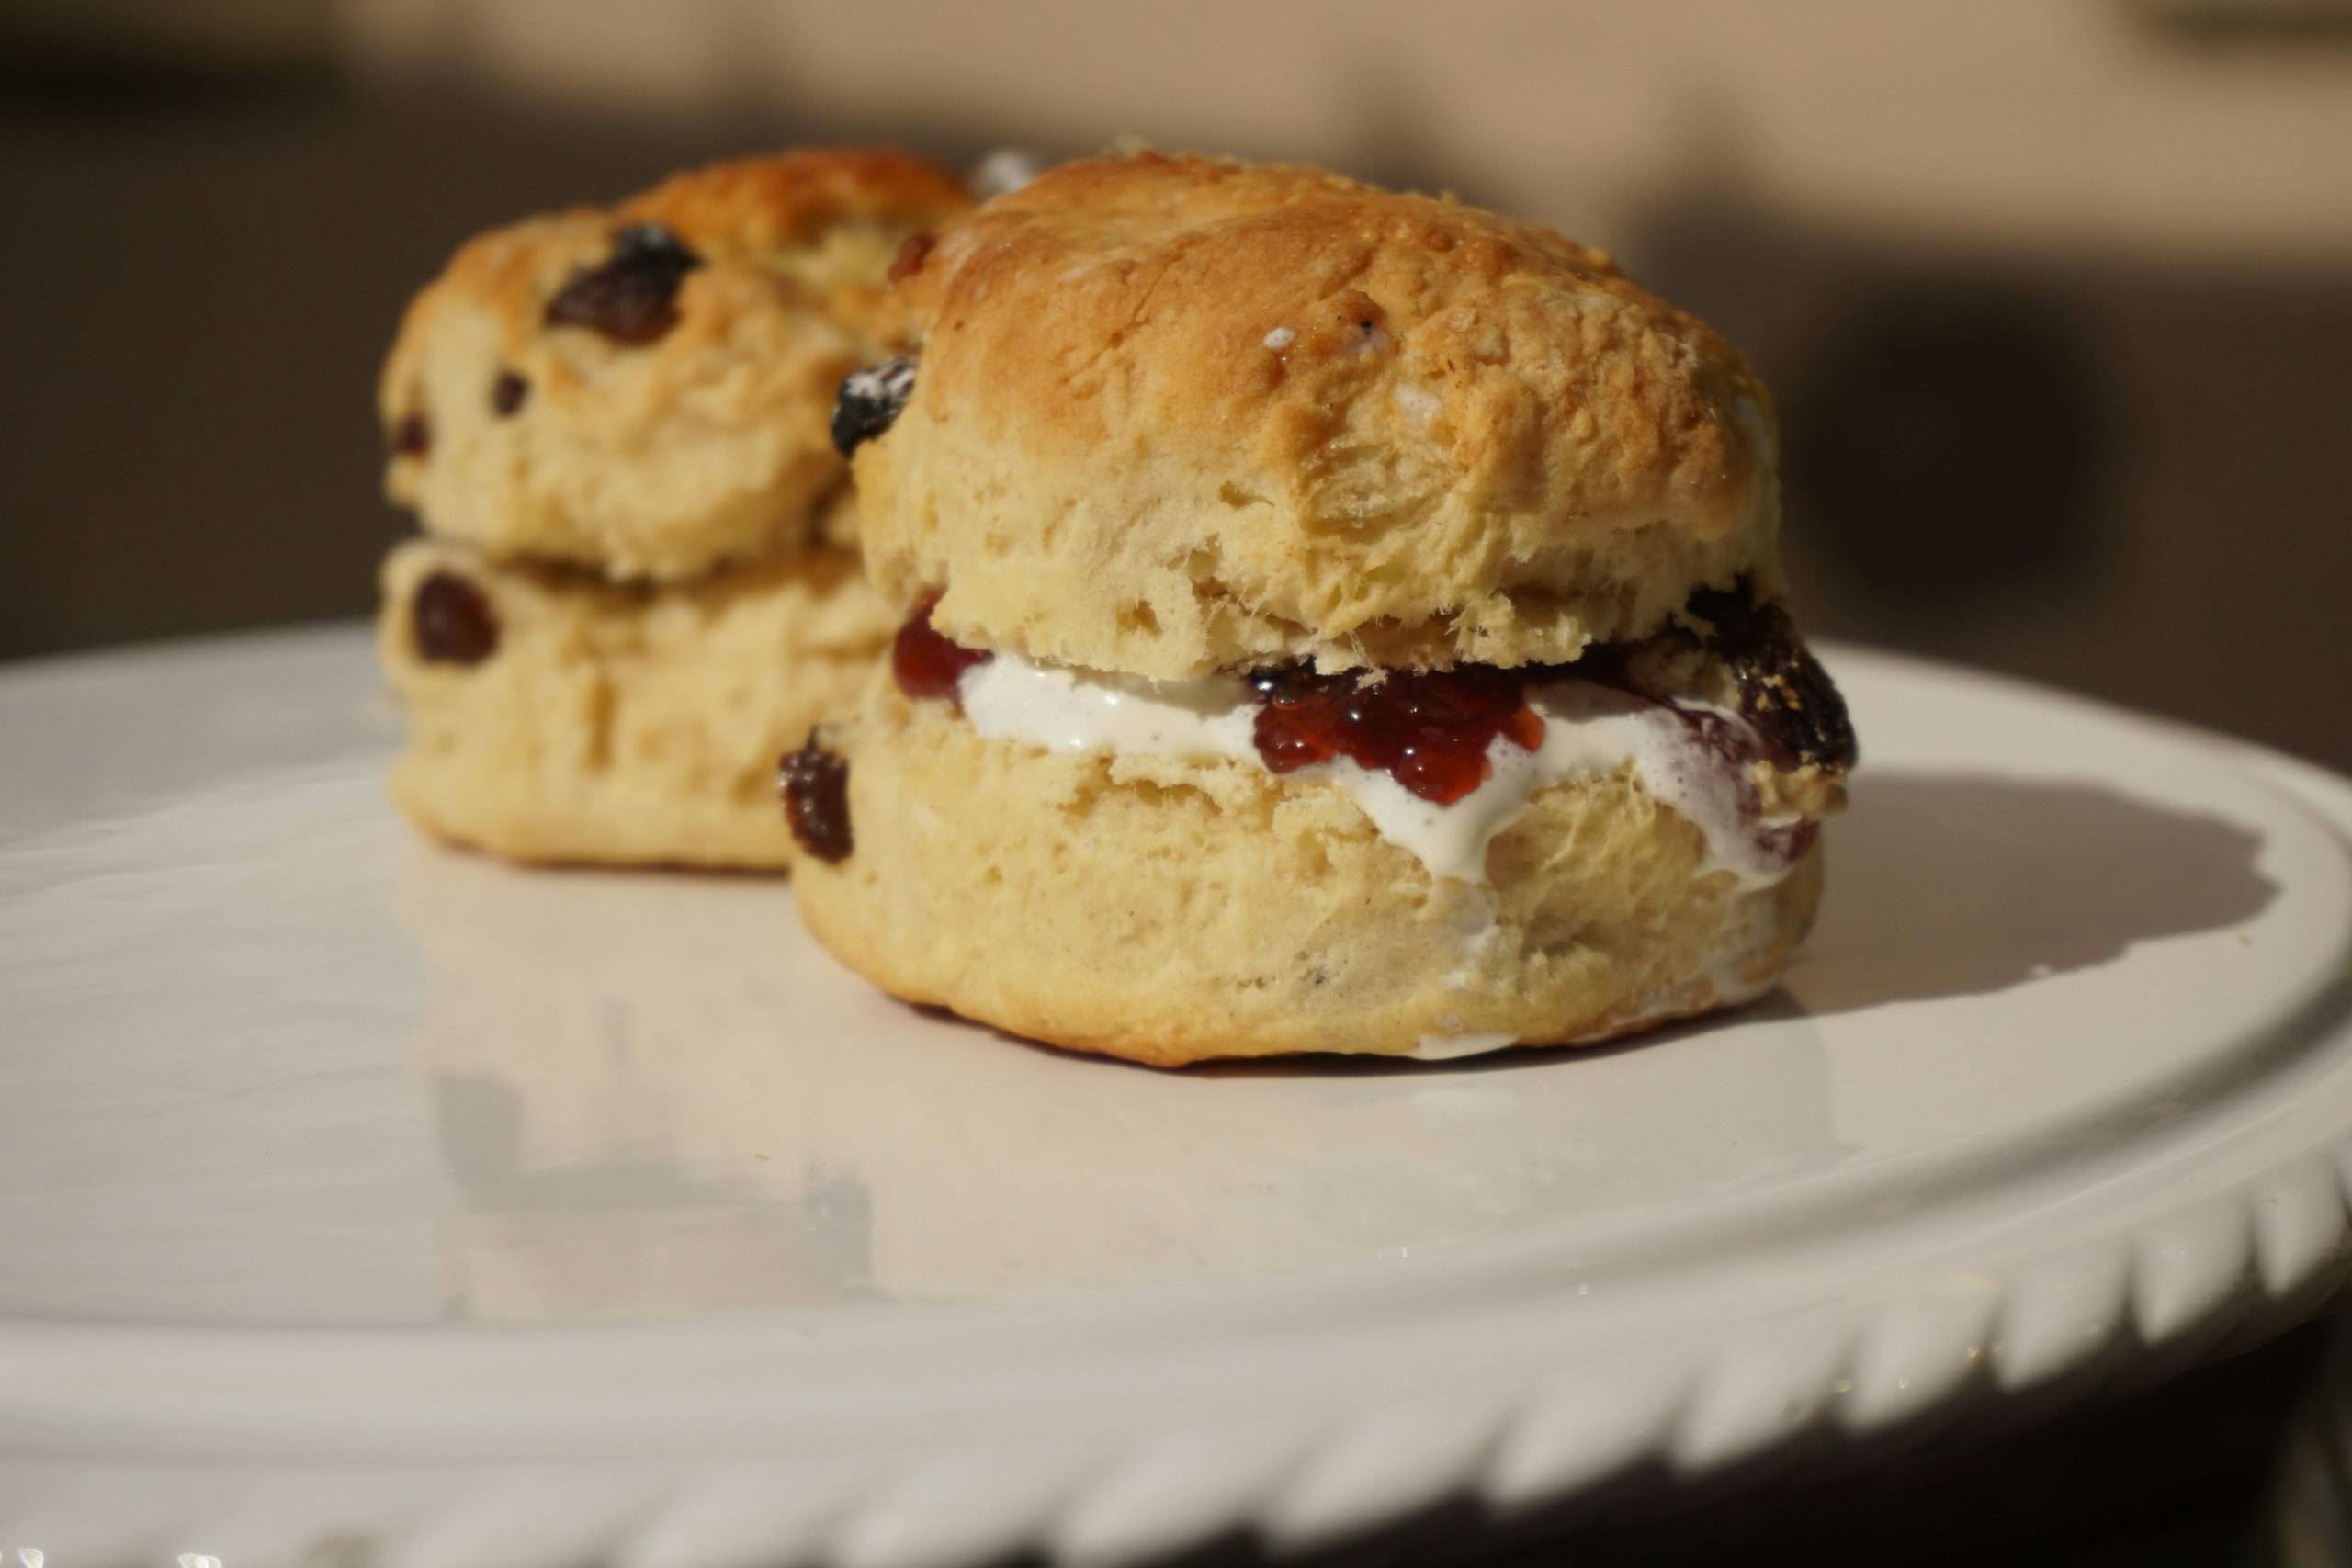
2;7;2350;1558
2;0;2349;770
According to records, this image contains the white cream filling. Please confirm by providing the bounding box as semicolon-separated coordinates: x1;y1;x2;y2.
958;658;1260;759
955;653;1800;890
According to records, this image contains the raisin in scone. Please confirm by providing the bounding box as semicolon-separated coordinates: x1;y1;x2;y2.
375;149;967;868
787;152;1857;1063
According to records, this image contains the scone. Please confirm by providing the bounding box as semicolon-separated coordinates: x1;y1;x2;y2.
379;147;970;581
375;148;969;868
786;152;1858;1064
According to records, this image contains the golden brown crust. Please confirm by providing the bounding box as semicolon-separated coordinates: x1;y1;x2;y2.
787;678;1823;1066
619;148;973;259
855;152;1780;678
380;149;970;581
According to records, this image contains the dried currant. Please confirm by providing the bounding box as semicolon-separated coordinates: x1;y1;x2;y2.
412;570;498;665
491;369;529;416
780;733;854;863
392;412;430;458
832;357;917;457
1682;578;1858;773
543;223;704;345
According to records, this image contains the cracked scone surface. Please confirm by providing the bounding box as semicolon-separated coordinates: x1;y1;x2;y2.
380;148;969;581
379;538;895;869
856;151;1780;679
791;679;1823;1066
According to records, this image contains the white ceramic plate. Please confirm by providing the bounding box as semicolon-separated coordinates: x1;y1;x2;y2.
3;626;2349;1568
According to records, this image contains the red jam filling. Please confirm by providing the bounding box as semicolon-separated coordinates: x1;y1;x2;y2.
1249;664;1547;806
884;601;1552;807
882;581;1851;869
891;594;992;705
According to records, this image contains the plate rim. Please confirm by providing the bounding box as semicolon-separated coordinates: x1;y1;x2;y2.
5;631;2352;1564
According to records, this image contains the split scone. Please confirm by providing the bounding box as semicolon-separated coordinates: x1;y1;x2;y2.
786;152;1858;1063
375;149;969;868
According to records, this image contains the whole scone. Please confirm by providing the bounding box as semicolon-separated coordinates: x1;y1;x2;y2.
381;534;894;870
379;148;970;581
791;152;1857;1066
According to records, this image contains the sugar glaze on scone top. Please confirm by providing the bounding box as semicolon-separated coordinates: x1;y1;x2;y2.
856;151;1779;679
380;149;970;581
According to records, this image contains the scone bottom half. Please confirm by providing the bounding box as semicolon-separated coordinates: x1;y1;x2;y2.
379;536;895;872
785;564;1857;1068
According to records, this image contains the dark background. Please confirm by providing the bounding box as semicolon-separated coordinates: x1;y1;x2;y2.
4;0;2349;770
4;2;2350;1562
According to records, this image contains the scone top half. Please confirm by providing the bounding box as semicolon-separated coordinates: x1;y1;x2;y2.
380;148;971;581
843;151;1853;828
853;151;1780;678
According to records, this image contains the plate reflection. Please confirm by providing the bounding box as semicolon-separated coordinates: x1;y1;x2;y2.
398;839;1843;1323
